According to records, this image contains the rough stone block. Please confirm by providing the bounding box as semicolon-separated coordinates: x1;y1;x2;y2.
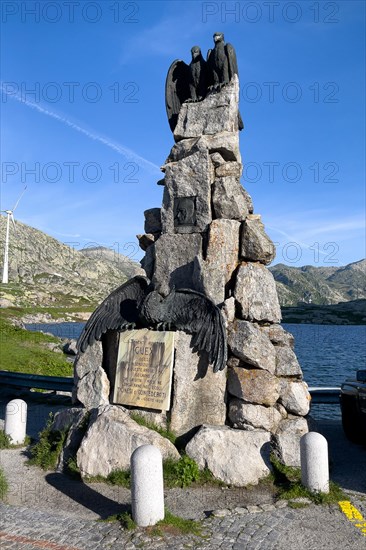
228;320;276;373
140;244;155;280
166;131;241;163
234;263;282;323
261;324;295;348
279;380;311;416
240;215;275;265
77;405;179;478
212;176;249;221
144;208;162;234
272;416;309;467
174;76;241;140
169;331;227;437
161;150;212;234
137;233;156;251
227;366;280;406
275;346;303;378
228;399;282;432
186;425;272;486
216;161;242;178
152;233;203;297
74;342;110;409
199;219;240;304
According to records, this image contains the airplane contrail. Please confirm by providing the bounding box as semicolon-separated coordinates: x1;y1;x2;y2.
1;83;161;174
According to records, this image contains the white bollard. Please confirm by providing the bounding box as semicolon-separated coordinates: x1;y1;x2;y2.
300;432;329;494
4;399;27;445
131;445;164;527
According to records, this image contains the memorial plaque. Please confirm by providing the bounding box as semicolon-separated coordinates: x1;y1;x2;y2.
113;329;175;411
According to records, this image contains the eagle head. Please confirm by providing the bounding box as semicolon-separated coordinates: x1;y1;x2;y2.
213;32;224;43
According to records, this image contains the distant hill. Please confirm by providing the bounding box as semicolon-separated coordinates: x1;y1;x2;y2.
269;260;366;306
1;216;364;310
0;216;144;307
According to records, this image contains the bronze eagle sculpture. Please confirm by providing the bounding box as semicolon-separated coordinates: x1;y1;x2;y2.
77;276;227;373
165;32;243;132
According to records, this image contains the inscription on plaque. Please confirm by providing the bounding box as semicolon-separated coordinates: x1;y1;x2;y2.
113;329;174;411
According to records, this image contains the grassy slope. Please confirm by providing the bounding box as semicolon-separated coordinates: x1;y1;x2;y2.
0;313;73;376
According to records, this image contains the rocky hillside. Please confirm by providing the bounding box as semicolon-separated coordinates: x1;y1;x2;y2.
270;260;366;306
0;216;144;307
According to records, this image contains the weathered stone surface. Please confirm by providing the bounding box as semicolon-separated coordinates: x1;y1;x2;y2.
275;346;303;378
198;219;240;304
137;233;156;251
242;187;254;214
222;297;236;325
169;332;227;437
212;177;249;221
240;215;275;265
166;131;241;163
74;342;110;409
174;75;241;140
127;409;168;430
52;407;85;433
210;152;226;167
140;243;155;279
144;208;161;234
53;408;90;473
234;263;282;323
227;366;280;406
228;320;276;373
63;339;78;355
186;425;272;486
161;150;212;234
77;405;179;477
279;380;311;416
229;399;282;432
216;161;242;178
261;324;295;348
152;234;203;297
272;416;309;467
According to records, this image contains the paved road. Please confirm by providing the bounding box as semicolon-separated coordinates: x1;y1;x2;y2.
0;389;365;549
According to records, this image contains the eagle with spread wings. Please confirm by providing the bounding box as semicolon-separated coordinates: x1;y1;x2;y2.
77;276;227;373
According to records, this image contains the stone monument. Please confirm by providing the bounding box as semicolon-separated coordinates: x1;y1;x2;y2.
61;34;311;485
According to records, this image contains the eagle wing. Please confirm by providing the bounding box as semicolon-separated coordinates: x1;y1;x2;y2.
77;276;149;353
165;59;190;131
162;289;227;372
225;43;239;80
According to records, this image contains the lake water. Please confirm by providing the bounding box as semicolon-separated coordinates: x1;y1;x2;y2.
26;322;366;420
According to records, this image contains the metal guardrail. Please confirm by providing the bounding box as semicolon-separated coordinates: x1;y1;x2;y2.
0;371;340;403
309;387;341;404
0;370;74;392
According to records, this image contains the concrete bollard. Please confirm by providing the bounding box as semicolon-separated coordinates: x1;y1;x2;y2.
300;432;329;494
5;399;27;445
131;445;164;527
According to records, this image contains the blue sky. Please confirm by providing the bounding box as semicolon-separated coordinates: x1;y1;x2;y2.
1;0;365;267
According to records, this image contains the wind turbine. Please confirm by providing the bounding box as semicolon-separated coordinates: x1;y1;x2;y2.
1;186;27;284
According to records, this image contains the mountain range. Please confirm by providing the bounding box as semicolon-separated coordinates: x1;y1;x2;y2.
0;216;364;308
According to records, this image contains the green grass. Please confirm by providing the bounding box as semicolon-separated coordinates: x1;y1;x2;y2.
107;509;202;536
0;467;8;500
130;413;177;446
148;510;203;537
0;430;11;449
0;314;73;376
28;414;67;470
270;454;347;505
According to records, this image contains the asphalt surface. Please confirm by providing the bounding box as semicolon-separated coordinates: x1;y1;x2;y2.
0;388;365;549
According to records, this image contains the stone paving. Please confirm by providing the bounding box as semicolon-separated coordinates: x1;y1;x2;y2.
1;495;366;549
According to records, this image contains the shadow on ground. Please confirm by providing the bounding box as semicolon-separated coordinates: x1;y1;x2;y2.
45;473;130;519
